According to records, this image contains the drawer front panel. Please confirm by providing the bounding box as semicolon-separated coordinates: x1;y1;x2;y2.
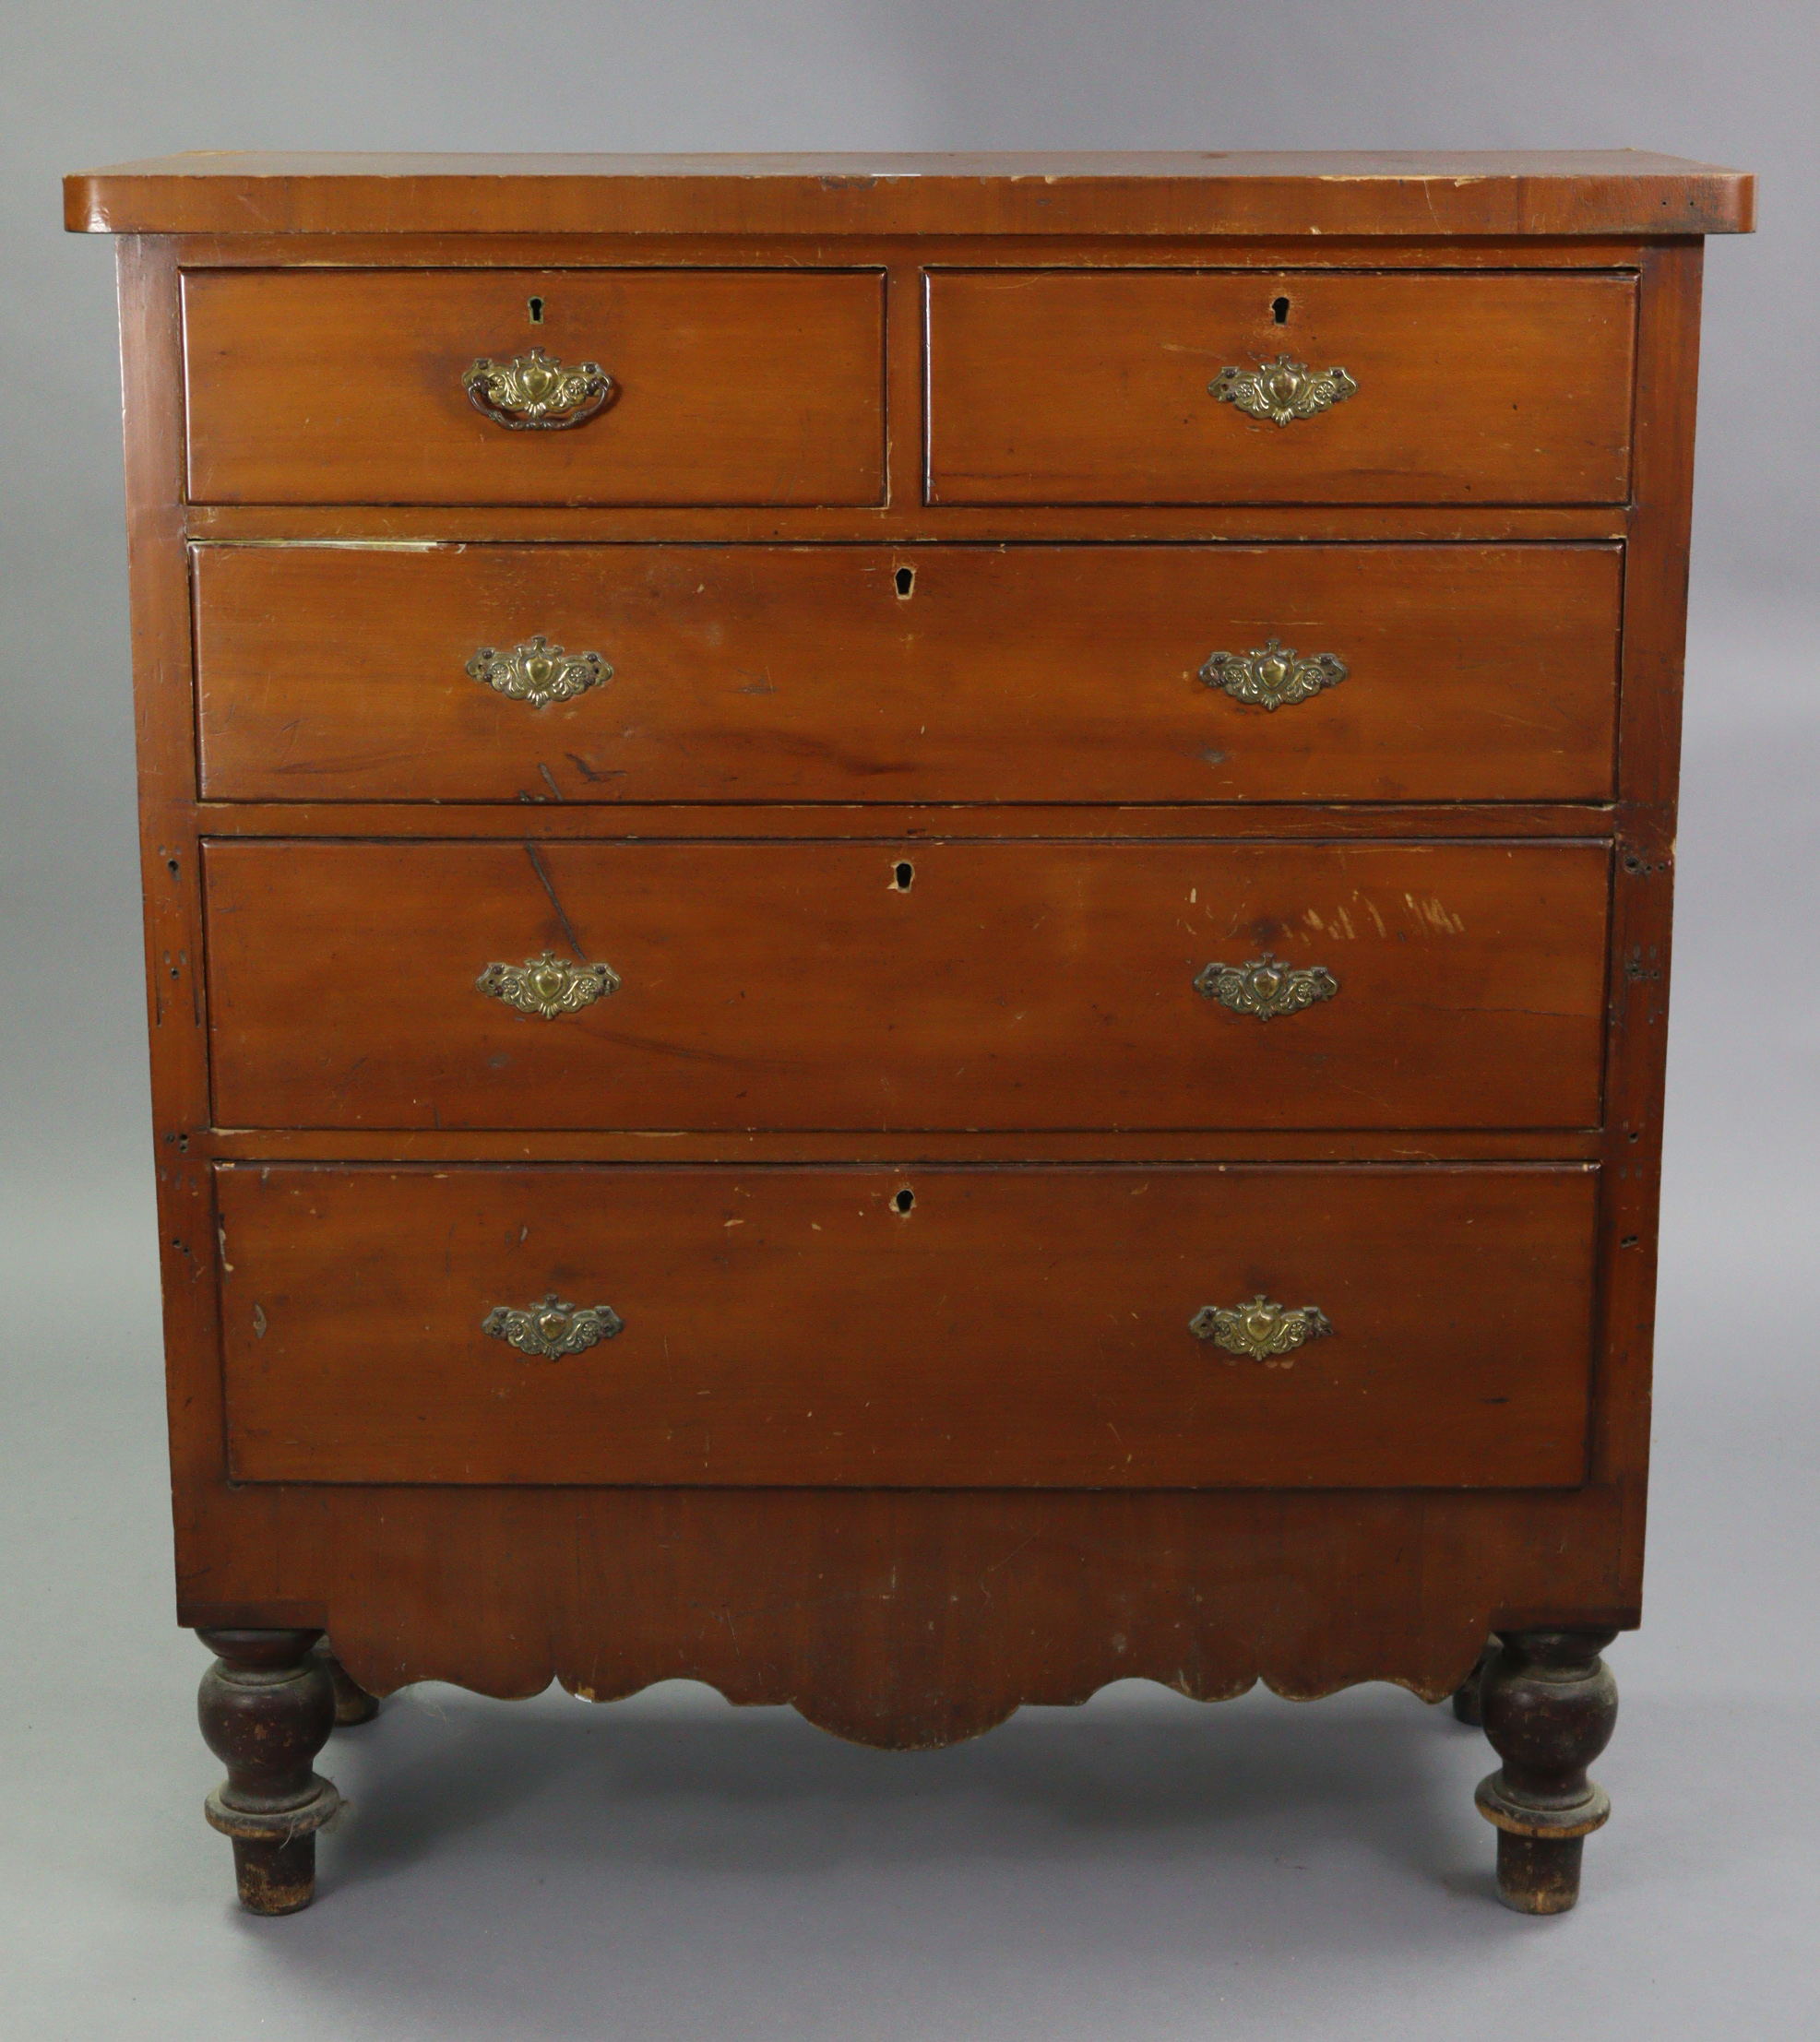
195;542;1622;805
182;268;886;506
926;270;1636;505
219;1163;1598;1488
202;838;1610;1132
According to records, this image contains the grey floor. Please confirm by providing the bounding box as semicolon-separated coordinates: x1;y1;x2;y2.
5;600;1818;2037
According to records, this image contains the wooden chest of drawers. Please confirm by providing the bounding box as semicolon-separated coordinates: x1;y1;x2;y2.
67;150;1752;1919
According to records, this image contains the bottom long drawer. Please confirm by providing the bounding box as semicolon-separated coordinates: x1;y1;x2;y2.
217;1163;1597;1490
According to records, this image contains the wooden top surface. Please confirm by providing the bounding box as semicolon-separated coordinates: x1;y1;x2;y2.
65;150;1753;239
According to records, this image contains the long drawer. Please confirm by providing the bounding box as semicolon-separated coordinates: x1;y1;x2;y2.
218;1163;1599;1488
181;267;886;506
201;838;1610;1132
193;542;1623;804
926;269;1636;505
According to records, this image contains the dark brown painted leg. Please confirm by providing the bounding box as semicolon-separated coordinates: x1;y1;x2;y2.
196;1628;340;1915
1450;1633;1502;1727
1475;1628;1619;1914
315;1641;381;1727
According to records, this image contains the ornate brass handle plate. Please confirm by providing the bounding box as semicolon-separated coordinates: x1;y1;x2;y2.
1210;354;1357;426
1191;1294;1333;1367
477;951;619;1018
462;348;616;430
1200;637;1346;711
483;1293;623;1359
467;635;611;709
1195;952;1338;1020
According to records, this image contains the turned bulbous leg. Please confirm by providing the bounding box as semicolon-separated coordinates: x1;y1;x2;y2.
196;1628;341;1915
1475;1627;1619;1915
316;1641;381;1727
1451;1633;1502;1727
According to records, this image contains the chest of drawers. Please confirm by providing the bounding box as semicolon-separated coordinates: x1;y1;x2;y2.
66;150;1752;1919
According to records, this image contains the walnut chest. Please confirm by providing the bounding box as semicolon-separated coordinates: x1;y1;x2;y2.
65;150;1753;1917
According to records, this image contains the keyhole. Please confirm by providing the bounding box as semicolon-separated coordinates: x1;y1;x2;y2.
528;296;545;325
895;565;915;599
1271;295;1291;326
890;860;914;892
893;1187;915;1215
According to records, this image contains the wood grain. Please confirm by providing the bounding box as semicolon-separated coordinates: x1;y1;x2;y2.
1596;243;1706;1606
182;267;886;507
65;150;1755;240
200;837;1612;1133
176;1480;1636;1747
194;542;1623;805
193;1127;1605;1165
115;238;230;1531
159;232;1670;276
192;801;1614;843
219;1162;1596;1489
184;502;1632;546
927;270;1636;505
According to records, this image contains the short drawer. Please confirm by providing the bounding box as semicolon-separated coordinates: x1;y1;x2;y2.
201;838;1610;1132
194;541;1622;805
218;1162;1598;1488
926;270;1636;505
181;267;886;505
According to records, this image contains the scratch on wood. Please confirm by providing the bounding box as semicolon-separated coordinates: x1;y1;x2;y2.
525;841;587;956
1406;892;1467;934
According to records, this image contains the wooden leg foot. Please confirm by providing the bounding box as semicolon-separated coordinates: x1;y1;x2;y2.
1493;1830;1588;1916
1475;1627;1618;1915
1450;1632;1501;1727
196;1628;340;1916
224;1832;321;1917
316;1642;381;1727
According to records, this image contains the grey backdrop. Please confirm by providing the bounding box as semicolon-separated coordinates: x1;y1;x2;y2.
4;4;1815;2036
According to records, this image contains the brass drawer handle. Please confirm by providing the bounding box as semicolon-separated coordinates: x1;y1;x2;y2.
483;1292;623;1359
1200;637;1346;711
1191;1294;1333;1367
1210;354;1357;426
467;635;611;709
462;347;616;430
477;951;620;1018
1195;951;1338;1020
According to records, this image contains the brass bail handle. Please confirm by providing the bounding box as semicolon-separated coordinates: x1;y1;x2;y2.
467;636;611;709
483;1294;624;1359
462;347;617;430
476;952;620;1018
1190;1295;1333;1367
1195;952;1338;1020
1210;354;1357;426
1200;638;1346;711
